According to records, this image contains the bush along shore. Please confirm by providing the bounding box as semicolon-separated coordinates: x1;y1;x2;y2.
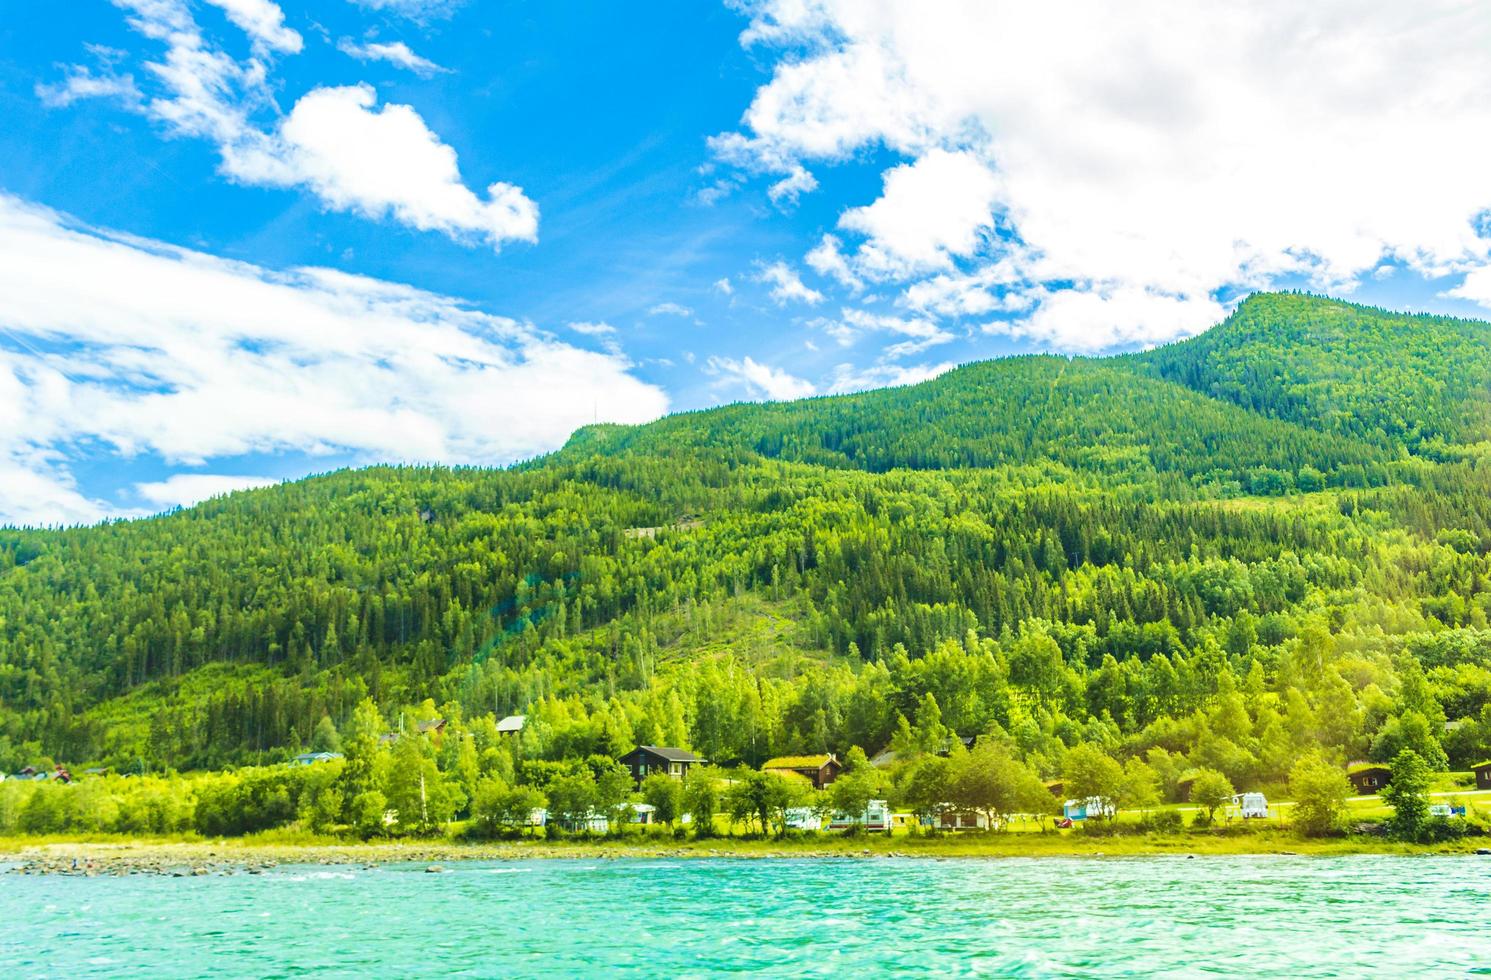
3;725;1489;877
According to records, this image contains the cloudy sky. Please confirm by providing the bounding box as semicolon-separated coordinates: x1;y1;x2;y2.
5;0;1491;525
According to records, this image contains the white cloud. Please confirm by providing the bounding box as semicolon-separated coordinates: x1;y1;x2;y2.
767;166;818;206
814;307;953;358
135;473;279;509
756;261;824;305
825;360;957;394
337;38;448;77
202;0;302;54
1448;267;1491;307
647;302;694;317
706;356;816;400
721;0;1491;349
805;234;862;291
568;320;618;337
901;261;1028;318
45;0;533;250
838;149;1000;278
35;67;142;108
0;451;112;528
0;195;667;525
990;286;1229;354
246;85;538;249
347;0;464;20
713;277;734;295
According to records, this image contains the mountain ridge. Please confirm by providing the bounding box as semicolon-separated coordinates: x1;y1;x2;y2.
3;291;1491;782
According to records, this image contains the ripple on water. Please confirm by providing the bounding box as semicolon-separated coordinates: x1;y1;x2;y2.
0;855;1488;977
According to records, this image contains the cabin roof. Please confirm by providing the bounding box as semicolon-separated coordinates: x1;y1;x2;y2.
496;714;527;732
629;745;701;763
763;754;836;770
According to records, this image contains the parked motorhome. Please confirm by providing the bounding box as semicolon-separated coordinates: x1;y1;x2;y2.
829;799;893;832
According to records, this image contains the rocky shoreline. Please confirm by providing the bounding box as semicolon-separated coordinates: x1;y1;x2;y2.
2;834;1481;876
0;840;898;876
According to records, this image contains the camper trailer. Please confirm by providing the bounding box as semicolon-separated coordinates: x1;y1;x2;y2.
829;799;893;832
1234;792;1269;819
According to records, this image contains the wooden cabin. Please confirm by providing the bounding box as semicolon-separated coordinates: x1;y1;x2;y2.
1473;761;1491;790
762;754;843;790
1346;762;1392;794
619;745;702;786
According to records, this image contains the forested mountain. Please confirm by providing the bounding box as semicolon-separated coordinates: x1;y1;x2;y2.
3;292;1491;800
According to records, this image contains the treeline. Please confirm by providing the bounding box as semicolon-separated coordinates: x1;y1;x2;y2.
3;292;1491;810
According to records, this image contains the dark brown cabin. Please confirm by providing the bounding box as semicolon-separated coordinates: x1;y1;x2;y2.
1346;763;1391;794
1473;761;1491;790
619;745;702;786
762;754;843;790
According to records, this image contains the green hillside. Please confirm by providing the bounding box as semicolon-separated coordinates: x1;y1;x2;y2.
556;345;1397;493
1133;292;1491;456
3;291;1491;805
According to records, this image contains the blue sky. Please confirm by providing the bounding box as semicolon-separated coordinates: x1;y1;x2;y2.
4;0;1491;525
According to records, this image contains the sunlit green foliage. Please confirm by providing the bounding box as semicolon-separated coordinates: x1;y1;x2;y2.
4;292;1491;841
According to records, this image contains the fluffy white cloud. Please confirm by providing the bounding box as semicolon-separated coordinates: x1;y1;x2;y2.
648;302;694;318
825;360;956;394
756;261;824;305
337;38;448;77
46;0;534;250
568;320;618;336
0;195;667;525
202;0;302;54
249;85;538;249
805;234;862;291
991;287;1229;354
722;0;1491;349
35;67;142;108
135;474;279;509
814;307;953;358
706;356;816;400
837;149;1000;278
767;166;818;206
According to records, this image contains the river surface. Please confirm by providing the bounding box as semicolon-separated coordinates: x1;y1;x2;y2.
2;855;1488;977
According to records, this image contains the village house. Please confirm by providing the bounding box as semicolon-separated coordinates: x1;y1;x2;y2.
618;745;702;785
762;754;843;790
496;714;526;736
1473;761;1491;790
937;810;990;831
1346;762;1392;794
292;751;343;766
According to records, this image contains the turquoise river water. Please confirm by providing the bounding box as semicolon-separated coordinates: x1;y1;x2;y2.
1;855;1488;976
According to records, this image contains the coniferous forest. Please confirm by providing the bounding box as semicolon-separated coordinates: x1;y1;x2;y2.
5;292;1491;837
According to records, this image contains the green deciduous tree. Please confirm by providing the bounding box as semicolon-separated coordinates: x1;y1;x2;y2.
1190;768;1234;825
1288;755;1350;837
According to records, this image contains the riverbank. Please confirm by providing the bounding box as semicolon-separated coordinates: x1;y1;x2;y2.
4;830;1488;875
